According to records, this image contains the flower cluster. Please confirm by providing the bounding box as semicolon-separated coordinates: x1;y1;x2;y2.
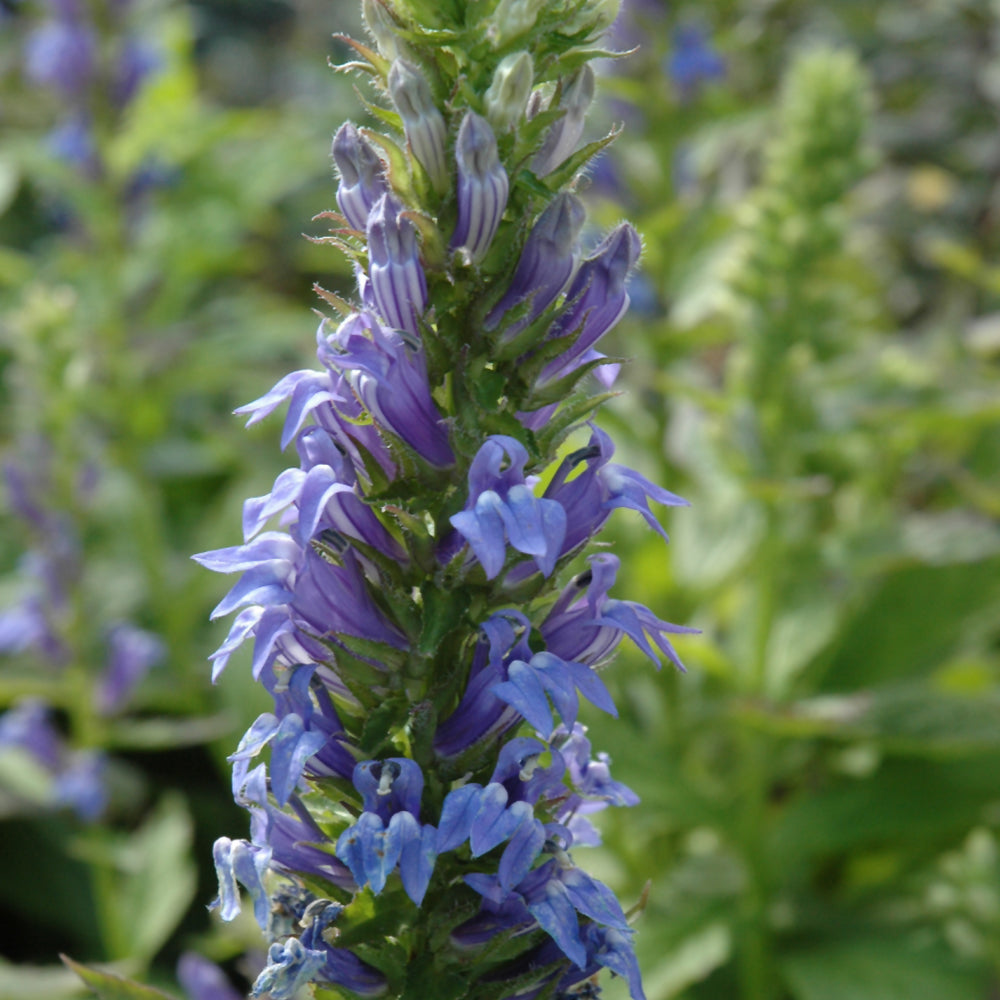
197;2;692;997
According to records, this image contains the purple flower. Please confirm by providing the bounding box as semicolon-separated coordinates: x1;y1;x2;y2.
667;24;725;101
336;809;438;903
327;311;454;468
333;123;389;232
433;611;533;757
0;699;62;770
450;436;566;579
536;223;642;389
543;552;696;670
0;700;108;820
25;17;95;95
464;853;630;971
451;112;509;263
48;113;97;170
490;650;617;739
176;953;244;1000
541;425;688;557
114;38;160;107
485;193;586;338
95;623;165;715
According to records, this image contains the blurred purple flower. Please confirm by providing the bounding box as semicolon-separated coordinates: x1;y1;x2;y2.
25;17;95;95
95;623;165;715
667;24;725;100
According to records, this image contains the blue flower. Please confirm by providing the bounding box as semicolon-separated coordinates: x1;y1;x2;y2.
176;953;243;1000
536;223;642;390
485;193;586;339
211;836;272;929
24;17;95;95
95;623;164;715
327;311;454;468
251;937;328;1000
336;809;438;904
667;24;725;101
490;650;618;739
450;436;566;579
228;712;326;806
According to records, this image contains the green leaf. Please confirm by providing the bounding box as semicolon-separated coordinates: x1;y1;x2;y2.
772;754;1000;865
105;714;232;751
782;938;988;1000
816;557;1000;691
60;957;176;1000
101;794;198;963
747;686;1000;757
418;584;470;656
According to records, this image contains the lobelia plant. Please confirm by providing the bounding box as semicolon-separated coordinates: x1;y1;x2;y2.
195;1;694;997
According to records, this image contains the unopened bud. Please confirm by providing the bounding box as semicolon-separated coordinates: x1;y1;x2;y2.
533;64;595;177
362;0;407;62
485;192;586;337
388;59;449;194
487;0;545;47
367;194;428;337
537;222;642;387
332;123;388;232
484;51;534;132
560;0;622;39
451;112;509;263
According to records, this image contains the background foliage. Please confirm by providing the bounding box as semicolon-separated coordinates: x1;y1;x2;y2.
1;1;998;999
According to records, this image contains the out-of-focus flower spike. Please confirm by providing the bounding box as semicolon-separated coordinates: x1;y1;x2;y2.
177;953;244;1000
533;65;596;177
25;18;95;96
451;112;508;263
484;51;534;132
332;123;388;232
387;59;449;194
485;192;586;337
367;194;428;337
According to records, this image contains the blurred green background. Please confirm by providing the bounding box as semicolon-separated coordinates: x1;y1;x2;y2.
1;1;998;999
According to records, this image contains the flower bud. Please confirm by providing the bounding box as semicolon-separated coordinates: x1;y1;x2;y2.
487;0;545;47
367;194;428;337
388;59;449;194
332;122;388;232
451;112;509;263
560;0;622;39
485;192;586;338
533;64;595;177
483;51;534;132
537;222;642;386
362;0;407;62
